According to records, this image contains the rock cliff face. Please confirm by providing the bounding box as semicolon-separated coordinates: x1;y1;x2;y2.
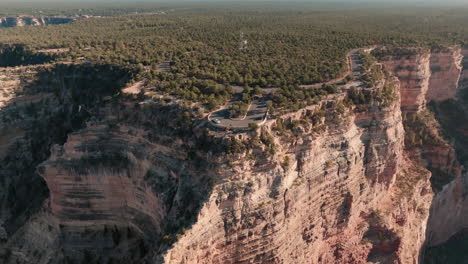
378;46;468;262
27;121;212;263
2;46;468;264
422;48;468;252
0;16;75;28
379;48;431;112
39;127;166;230
379;48;462;190
379;46;463;107
163;77;432;264
163;46;468;263
427;47;463;102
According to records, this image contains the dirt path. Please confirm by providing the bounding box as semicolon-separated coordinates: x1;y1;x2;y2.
122;81;145;94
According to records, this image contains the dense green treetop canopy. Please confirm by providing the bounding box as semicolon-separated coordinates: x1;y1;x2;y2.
1;3;468;108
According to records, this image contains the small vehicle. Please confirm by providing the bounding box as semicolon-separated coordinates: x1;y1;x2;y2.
212;119;221;124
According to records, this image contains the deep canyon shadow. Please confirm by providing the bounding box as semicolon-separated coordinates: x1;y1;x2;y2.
421;89;468;263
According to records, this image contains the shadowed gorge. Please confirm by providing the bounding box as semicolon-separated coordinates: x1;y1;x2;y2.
0;62;219;263
0;64;137;237
0;44;55;67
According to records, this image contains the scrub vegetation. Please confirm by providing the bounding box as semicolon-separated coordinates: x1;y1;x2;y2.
2;3;468;109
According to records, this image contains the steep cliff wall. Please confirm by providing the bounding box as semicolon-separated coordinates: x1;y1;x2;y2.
0;63;156;264
378;46;464;111
427;47;463;102
4;47;468;263
379;46;468;262
378;48;431;112
163;76;432;264
423;48;468;248
39;126;166;230
379;47;462;192
25;123;185;263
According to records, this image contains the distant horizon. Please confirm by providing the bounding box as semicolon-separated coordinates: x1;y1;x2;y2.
0;0;468;9
0;0;468;4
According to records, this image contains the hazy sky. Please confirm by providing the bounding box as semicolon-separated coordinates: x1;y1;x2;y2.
0;0;466;2
0;0;467;7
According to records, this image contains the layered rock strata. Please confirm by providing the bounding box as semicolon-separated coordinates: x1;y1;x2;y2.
380;46;468;262
379;48;431;112
163;77;432;264
427;47;463;102
4;46;468;264
423;48;468;249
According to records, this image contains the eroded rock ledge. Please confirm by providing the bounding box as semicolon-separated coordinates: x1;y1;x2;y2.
163;72;432;264
2;45;468;264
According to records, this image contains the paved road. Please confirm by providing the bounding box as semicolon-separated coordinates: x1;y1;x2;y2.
350;52;363;78
209;99;267;129
208;47;371;130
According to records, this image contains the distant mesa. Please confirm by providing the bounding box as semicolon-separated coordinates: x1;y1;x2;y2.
0;16;77;28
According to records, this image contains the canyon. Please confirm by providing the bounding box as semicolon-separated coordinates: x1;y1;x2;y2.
0;16;76;28
0;45;468;264
162;46;468;263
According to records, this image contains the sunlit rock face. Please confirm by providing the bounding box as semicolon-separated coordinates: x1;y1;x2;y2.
380;48;431;112
423;48;468;250
381;46;468;262
163;79;432;264
4;45;468;264
164;46;468;264
427;47;463;102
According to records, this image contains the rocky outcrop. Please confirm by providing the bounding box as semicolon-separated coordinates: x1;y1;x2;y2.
38;126;166;230
163;77;432;263
20;125;176;263
378;48;431;112
422;49;468;249
427;47;463;102
380;46;468;262
0;16;75;28
4;46;468;264
0;63;153;264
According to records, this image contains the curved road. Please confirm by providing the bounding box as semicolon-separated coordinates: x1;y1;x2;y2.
209;99;267;129
208;48;368;129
